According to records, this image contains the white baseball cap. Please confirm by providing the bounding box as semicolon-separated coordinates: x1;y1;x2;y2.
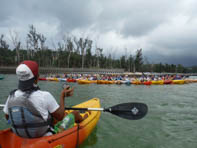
16;61;39;91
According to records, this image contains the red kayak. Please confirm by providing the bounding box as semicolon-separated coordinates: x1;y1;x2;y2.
38;78;47;81
164;80;172;84
67;79;76;83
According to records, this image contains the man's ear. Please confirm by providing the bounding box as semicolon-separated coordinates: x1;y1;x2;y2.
34;75;39;84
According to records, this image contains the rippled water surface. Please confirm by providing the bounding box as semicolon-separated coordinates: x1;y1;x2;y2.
0;75;197;148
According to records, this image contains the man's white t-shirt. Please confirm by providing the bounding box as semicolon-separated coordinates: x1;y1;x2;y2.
3;90;59;121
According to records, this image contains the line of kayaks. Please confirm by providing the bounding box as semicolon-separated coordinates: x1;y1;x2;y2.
39;77;76;82
78;80;186;85
38;77;193;85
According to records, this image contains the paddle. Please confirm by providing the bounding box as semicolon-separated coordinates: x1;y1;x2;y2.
61;83;148;120
0;102;148;120
65;102;148;120
0;104;4;108
142;72;147;80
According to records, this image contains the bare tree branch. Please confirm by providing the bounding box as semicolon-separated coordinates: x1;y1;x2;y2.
9;30;21;64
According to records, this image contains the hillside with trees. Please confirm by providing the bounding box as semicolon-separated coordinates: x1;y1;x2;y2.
0;25;196;73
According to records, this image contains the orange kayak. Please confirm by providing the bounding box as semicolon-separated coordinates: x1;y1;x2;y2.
77;80;92;84
0;98;101;148
143;81;152;85
131;81;142;85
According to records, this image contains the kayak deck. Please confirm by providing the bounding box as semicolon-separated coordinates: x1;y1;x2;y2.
0;98;101;148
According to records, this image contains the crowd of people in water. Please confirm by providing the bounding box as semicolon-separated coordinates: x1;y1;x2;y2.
46;73;187;82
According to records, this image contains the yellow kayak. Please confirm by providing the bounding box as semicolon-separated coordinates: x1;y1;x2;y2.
0;98;101;148
151;80;164;85
172;80;185;84
104;80;115;84
77;80;92;84
46;77;59;82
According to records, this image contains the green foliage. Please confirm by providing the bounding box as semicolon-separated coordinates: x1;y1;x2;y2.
0;35;9;49
0;26;193;73
0;48;15;66
134;48;143;72
0;45;192;73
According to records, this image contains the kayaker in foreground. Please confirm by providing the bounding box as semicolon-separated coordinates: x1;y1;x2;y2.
3;60;88;138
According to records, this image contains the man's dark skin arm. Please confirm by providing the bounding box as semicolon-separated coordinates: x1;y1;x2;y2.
51;86;74;121
5;114;9;120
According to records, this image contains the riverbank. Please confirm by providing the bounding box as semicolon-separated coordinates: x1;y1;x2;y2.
0;66;196;76
0;66;124;74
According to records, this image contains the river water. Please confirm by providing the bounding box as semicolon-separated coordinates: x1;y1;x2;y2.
0;74;197;148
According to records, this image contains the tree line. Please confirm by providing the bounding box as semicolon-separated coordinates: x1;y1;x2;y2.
0;25;196;73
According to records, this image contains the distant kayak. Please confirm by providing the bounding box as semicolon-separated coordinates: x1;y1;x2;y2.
78;80;92;84
185;79;197;83
97;80;114;84
151;80;164;85
172;80;185;84
67;79;77;83
0;76;4;80
46;77;59;82
143;81;152;85
164;80;172;84
131;81;142;85
38;77;47;81
58;78;67;82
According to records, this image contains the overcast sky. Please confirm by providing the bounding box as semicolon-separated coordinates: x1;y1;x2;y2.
1;0;197;66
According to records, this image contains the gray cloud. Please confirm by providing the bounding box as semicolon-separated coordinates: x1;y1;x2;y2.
120;1;178;37
0;0;197;66
145;51;197;67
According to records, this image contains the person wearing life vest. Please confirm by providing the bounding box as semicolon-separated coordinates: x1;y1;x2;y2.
3;60;87;138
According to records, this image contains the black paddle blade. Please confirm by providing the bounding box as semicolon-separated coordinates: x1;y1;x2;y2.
105;102;148;120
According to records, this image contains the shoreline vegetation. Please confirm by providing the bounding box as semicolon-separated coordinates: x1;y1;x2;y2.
0;67;196;77
0;25;197;74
